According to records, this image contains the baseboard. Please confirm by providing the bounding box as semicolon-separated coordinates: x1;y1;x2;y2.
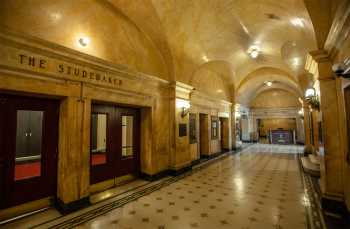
321;196;348;217
191;159;201;166
139;170;170;181
55;197;90;215
168;165;192;176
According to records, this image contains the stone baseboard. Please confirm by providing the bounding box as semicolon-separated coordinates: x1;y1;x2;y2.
55;197;90;215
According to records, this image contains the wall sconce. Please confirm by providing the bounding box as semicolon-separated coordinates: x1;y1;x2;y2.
305;87;316;99
235;112;241;119
176;99;191;118
304;87;320;110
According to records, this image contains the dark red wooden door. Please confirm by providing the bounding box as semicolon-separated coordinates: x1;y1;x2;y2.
0;94;58;209
90;104;140;184
116;107;140;177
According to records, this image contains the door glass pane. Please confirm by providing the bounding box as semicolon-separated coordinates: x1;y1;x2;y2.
91;113;107;165
122;116;133;157
15;110;43;181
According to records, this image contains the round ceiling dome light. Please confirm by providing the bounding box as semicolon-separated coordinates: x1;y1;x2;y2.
250;49;259;58
281;40;306;71
248;45;260;59
290;18;304;27
78;37;90;47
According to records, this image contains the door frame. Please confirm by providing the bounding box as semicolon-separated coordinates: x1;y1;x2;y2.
90;103;140;185
199;113;209;157
0;94;59;209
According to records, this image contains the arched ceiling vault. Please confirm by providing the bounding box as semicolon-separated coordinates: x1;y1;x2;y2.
1;0;324;100
105;0;318;97
236;67;302;105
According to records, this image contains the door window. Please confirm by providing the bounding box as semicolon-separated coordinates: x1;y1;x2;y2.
91;113;107;165
122;116;133;157
15;110;43;181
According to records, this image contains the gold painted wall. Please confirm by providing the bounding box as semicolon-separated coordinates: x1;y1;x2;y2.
0;0;169;80
250;89;299;108
190;62;233;102
259;118;296;136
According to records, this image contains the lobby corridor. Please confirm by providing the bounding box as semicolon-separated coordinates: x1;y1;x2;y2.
41;144;319;229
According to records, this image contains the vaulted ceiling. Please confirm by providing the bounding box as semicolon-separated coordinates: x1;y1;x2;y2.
1;0;334;105
110;0;317;103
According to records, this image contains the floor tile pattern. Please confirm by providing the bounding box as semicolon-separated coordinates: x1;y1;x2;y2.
60;144;321;229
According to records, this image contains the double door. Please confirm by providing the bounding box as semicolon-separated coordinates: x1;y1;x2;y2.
90;104;139;184
0;94;58;209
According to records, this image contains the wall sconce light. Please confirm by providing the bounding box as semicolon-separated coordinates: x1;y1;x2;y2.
235;112;241;119
305;87;316;99
304;87;320;110
176;99;191;118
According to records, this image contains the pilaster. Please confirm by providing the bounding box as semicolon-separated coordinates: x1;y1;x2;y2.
57;97;91;213
305;50;345;201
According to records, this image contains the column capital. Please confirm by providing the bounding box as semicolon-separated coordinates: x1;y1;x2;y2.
305;50;334;80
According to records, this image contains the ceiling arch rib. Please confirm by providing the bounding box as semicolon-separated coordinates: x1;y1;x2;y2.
236;67;302;105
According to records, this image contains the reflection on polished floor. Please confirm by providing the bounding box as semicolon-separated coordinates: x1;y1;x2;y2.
5;144;324;229
80;144;317;229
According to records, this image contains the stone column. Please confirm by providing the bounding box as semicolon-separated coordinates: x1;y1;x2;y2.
57;96;90;213
306;51;346;207
231;106;236;150
169;82;193;174
303;105;312;145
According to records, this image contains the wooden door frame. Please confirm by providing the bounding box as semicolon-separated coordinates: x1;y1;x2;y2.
0;94;59;209
90;103;140;184
199;113;209;157
116;107;140;177
90;104;115;184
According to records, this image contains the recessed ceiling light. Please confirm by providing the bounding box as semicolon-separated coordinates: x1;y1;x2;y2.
78;37;90;47
291;18;304;27
250;50;259;58
265;81;273;87
202;55;209;62
50;12;62;22
248;45;260;59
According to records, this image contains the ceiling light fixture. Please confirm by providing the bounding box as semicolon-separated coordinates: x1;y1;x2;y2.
265;81;273;87
292;57;300;66
248;45;260;59
202;55;209;62
291;18;304;27
250;49;259;58
78;37;90;47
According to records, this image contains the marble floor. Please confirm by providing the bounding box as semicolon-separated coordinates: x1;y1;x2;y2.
77;144;317;229
4;144;325;229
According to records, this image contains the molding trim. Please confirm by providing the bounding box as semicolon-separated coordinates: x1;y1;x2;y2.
55;197;90;215
0;27;170;87
325;0;350;60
